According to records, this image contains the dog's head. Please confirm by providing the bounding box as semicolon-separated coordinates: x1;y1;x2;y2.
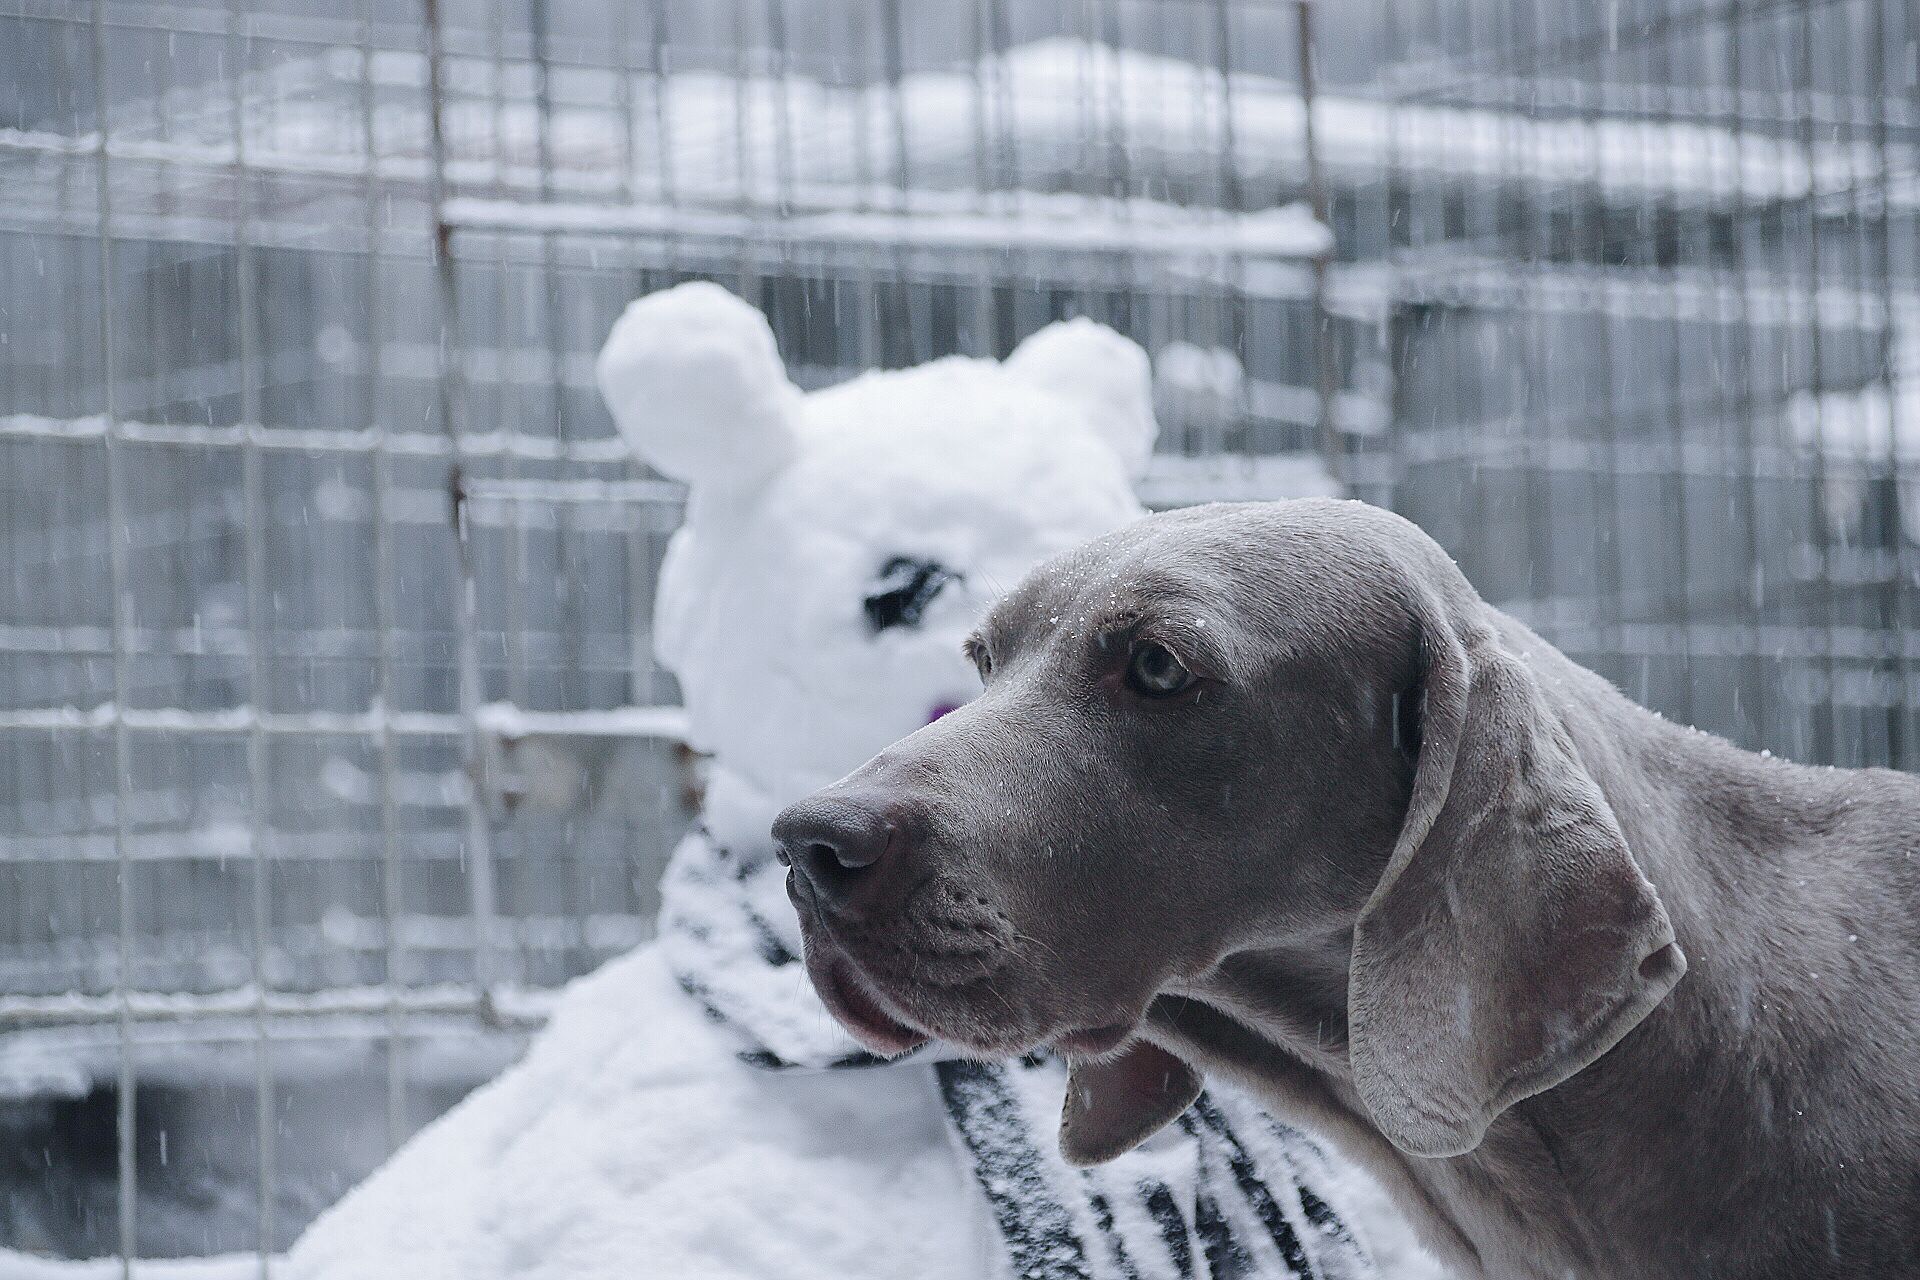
775;499;1685;1163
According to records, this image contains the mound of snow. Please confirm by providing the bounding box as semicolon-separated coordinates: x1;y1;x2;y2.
286;947;995;1280
0;1253;269;1280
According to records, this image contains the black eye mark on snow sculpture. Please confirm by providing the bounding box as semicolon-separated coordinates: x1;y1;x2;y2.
864;557;961;632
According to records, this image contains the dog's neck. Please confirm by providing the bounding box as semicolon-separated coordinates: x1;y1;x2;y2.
1157;656;1920;1279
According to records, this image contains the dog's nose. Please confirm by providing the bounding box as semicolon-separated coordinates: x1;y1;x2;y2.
772;796;895;909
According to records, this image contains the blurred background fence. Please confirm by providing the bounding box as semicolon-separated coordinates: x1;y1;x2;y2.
0;0;1913;1266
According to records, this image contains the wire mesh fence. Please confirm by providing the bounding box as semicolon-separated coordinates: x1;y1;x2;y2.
1370;0;1919;774
0;0;1913;1267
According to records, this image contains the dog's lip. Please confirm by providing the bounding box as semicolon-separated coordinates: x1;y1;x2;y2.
1051;1022;1136;1059
810;951;930;1058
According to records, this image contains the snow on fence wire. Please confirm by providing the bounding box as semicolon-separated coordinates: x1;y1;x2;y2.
0;0;1915;1268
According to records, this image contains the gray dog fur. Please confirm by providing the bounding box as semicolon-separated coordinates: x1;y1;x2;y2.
775;499;1920;1280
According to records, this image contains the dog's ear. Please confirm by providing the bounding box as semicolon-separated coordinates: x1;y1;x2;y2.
1348;593;1686;1159
1059;1040;1202;1167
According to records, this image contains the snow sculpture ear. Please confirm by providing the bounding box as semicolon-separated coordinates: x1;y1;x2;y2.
1006;318;1158;478
595;281;801;490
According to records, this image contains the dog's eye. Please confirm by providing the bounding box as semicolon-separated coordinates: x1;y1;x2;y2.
865;557;960;632
1125;641;1195;698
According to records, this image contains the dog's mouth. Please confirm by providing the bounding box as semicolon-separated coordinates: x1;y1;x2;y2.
806;938;1140;1062
1050;1023;1136;1059
792;877;1141;1061
807;949;930;1058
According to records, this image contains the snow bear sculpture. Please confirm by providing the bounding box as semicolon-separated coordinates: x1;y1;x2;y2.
594;283;1154;853
287;284;1429;1280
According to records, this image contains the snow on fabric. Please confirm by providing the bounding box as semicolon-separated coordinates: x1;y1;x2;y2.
286;283;1442;1279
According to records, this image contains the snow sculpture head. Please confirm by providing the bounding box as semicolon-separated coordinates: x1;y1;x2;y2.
597;282;1155;848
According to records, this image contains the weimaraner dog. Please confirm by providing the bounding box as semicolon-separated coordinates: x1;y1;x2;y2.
774;498;1920;1280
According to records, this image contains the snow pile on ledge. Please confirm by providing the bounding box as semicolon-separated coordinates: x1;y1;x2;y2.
84;35;1888;216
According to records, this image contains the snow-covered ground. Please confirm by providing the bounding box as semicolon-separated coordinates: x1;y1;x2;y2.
0;1253;267;1280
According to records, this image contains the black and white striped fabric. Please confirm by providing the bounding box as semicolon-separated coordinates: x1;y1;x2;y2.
659;828;1375;1280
